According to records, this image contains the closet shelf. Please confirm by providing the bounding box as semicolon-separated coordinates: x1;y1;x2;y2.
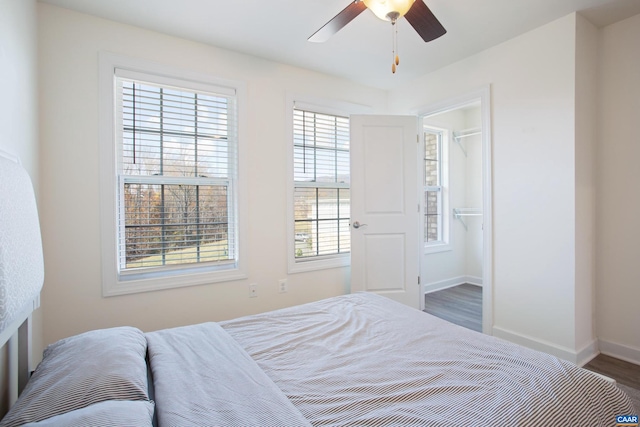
453;208;482;230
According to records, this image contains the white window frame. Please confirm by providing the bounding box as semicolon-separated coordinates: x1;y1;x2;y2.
423;126;451;254
99;53;247;296
286;95;370;273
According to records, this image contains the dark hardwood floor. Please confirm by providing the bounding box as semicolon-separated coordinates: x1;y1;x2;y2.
423;283;482;332
585;355;640;412
585;354;640;390
423;284;640;411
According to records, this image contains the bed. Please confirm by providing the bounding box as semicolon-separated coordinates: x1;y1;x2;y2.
0;152;635;426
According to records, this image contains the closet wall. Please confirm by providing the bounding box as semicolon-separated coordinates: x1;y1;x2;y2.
423;105;482;292
463;107;483;281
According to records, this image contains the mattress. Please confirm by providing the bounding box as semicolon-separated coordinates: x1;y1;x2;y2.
218;292;634;426
10;292;633;426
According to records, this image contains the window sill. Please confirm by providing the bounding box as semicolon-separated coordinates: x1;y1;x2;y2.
424;243;452;255
103;267;248;297
288;254;350;274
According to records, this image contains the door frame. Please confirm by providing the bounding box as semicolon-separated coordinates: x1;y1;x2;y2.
415;86;493;335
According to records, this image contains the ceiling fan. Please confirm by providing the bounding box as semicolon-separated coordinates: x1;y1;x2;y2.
309;0;446;73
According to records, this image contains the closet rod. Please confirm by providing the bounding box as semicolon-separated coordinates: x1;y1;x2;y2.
452;208;482;231
454;131;481;139
452;128;481;157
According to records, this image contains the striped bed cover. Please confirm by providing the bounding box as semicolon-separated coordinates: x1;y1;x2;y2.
218;292;635;427
146;323;311;427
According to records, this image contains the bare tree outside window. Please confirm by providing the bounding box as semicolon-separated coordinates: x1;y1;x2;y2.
117;80;236;272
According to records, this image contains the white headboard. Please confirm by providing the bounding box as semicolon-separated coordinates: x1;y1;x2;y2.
0;149;43;404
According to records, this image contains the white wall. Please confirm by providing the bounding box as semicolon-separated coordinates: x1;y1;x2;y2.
574;14;598;363
32;2;640;366
595;12;640;364
0;0;40;413
37;3;387;348
463;108;483;280
0;0;39;179
391;14;584;360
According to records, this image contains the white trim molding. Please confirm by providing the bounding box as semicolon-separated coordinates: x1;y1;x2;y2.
576;340;600;367
492;326;596;365
423;276;482;294
285;93;372;274
598;339;640;366
98;52;249;296
465;275;483;286
415;85;493;335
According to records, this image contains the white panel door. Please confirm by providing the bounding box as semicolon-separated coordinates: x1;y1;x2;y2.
350;115;420;309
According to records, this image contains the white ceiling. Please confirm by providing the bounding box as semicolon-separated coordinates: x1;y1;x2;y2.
39;0;640;90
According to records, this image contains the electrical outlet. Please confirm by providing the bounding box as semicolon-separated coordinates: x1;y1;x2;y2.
278;279;288;293
249;283;257;298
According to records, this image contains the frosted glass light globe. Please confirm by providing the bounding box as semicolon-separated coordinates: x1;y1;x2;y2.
362;0;415;21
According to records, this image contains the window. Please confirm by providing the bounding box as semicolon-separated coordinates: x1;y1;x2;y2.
100;54;246;296
291;106;350;269
424;129;449;251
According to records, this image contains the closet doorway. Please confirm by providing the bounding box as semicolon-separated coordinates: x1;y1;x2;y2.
418;88;492;334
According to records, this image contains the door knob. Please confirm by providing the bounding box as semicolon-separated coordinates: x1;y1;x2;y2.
352;221;367;229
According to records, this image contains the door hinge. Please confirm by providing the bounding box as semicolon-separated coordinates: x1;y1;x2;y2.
417;134;420;143
418;276;421;285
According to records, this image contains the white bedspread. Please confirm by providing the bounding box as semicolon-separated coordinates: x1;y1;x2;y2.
220;293;634;427
146;322;311;427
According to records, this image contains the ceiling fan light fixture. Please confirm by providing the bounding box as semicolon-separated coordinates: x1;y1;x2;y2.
362;0;415;21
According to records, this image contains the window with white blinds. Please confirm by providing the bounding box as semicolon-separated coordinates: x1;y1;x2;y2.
424;131;443;244
293;108;350;261
115;71;238;278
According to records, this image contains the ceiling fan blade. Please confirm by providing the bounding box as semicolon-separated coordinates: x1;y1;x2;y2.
405;0;446;43
308;1;368;43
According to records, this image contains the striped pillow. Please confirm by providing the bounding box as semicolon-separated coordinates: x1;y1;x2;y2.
21;400;154;427
0;327;150;427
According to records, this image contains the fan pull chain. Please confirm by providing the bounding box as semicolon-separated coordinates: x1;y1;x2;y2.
391;18;400;73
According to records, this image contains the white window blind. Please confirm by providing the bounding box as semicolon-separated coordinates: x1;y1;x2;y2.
293;108;350;260
115;72;238;278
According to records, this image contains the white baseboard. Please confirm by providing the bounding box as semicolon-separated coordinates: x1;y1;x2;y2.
492;326;596;365
423;276;483;294
598;339;640;366
576;340;599;367
465;275;483;286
